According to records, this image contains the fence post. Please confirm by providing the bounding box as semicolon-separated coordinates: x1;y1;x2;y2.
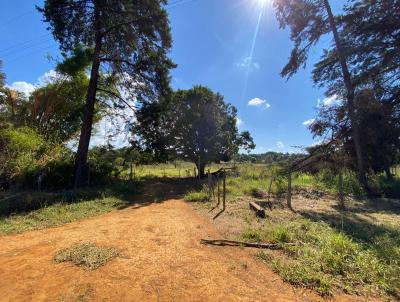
217;175;220;207
287;172;292;210
129;162;133;181
208;170;212;201
223;170;226;210
338;169;345;210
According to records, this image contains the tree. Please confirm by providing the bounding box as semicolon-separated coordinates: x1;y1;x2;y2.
28;71;90;143
0;60;5;88
39;0;174;188
311;0;400;179
0;89;27;128
273;0;368;190
310;89;400;179
135;86;255;177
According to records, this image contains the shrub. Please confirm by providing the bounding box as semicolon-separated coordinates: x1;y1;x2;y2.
0;127;45;186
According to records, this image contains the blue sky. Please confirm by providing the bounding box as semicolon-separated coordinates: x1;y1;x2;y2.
0;0;345;153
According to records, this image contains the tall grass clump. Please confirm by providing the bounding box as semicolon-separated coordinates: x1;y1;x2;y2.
247;218;399;297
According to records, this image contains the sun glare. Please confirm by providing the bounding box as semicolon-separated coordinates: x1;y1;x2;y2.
257;0;269;6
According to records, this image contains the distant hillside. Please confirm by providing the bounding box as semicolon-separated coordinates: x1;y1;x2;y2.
234;152;306;165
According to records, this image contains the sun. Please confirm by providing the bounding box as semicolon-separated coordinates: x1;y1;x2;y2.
254;0;270;8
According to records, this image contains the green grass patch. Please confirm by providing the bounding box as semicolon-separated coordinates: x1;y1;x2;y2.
243;218;399;298
54;242;119;270
0;196;125;235
183;190;209;202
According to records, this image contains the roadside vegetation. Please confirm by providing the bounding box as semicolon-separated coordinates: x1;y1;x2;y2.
187;163;400;299
0;185;135;235
0;0;399;300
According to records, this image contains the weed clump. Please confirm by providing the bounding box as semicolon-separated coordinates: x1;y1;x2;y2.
54;242;119;270
184;191;209;202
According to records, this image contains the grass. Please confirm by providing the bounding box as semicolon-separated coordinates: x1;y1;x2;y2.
0;192;128;235
243;217;399;298
54;242;119;270
183;190;209;202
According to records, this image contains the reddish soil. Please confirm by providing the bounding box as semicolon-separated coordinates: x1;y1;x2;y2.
0;199;379;302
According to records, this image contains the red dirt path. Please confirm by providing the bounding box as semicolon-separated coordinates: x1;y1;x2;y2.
0;199;378;301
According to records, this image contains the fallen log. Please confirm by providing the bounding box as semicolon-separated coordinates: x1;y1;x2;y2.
249;201;266;218
200;239;280;249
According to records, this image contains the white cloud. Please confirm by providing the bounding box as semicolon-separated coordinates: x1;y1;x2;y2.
37;70;59;86
236;117;244;127
6;69;61;97
276;141;285;149
237;56;260;70
248;97;270;109
317;94;342;107
302;118;315;126
7;81;35;96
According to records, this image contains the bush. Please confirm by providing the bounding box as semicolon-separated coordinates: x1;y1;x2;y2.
0;127;45;186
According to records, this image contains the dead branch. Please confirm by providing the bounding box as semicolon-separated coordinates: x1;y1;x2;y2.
200;239;281;249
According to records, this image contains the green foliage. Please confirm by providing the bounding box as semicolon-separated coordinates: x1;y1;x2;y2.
183;190;209;202
242;218;399;297
88;146;122;184
0;190;126;235
54;242;119;271
0;187;109;217
29;71;90;143
135;86;255;176
234;151;305;165
0;127;45;184
0;60;5;88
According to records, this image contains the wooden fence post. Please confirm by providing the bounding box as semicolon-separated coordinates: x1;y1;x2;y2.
129;162;133;181
338;169;345;210
287;172;292;210
208;170;212;201
223;170;226;210
217;175;220;207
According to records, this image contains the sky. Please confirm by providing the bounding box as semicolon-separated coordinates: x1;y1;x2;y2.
0;0;346;153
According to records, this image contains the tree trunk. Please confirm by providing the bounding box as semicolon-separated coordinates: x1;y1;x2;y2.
385;167;393;181
322;0;369;192
73;8;102;188
195;161;206;178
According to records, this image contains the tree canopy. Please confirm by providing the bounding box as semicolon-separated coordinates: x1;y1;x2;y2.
135;86;255;176
39;0;175;187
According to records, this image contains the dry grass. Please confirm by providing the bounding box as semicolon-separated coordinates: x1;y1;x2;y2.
193;191;400;299
54;242;119;271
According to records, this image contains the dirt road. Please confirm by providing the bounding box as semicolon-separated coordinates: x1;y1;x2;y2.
0;199;370;302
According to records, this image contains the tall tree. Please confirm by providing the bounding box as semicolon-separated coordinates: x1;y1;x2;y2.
311;0;400;178
0;60;5;88
39;0;174;187
273;0;368;189
135;86;255;177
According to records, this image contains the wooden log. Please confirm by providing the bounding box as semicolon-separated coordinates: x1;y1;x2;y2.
200;239;280;249
249;201;266;218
